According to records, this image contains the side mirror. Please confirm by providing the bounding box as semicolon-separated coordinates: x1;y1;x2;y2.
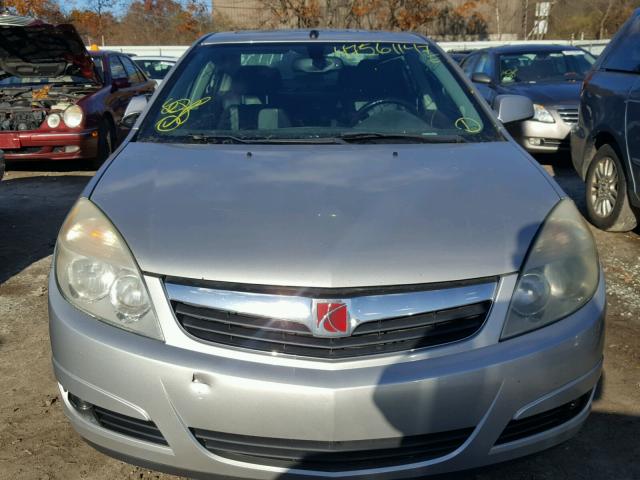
493;95;534;124
111;77;131;91
120;95;148;129
471;72;493;85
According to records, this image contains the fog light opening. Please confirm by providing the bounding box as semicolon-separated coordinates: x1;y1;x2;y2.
68;392;94;412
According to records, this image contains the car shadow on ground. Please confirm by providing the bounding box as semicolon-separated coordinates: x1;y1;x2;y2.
275;373;636;480
272;411;639;480
534;153;587;212
5;159;96;173
0;174;92;284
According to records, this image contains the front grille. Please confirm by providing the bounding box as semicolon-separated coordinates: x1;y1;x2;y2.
495;392;591;445
92;405;168;445
191;427;474;471
557;108;579;124
173;300;490;359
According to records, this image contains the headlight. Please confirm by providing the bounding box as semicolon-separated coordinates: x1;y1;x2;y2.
501;199;599;339
47;113;61;128
532;104;555;123
55;198;163;340
63;105;84;128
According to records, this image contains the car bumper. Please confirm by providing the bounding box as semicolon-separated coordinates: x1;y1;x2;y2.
0;129;98;161
49;272;605;479
508;119;574;154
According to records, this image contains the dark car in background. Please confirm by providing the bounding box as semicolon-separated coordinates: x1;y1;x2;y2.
446;49;473;64
572;9;640;232
461;45;596;153
133;56;177;85
0;20;155;167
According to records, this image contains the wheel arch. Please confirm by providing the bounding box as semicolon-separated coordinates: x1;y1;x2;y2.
584;130;628;180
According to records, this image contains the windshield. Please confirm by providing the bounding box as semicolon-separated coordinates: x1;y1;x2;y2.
91;56;105;83
499;49;595;84
137;42;500;144
134;59;175;80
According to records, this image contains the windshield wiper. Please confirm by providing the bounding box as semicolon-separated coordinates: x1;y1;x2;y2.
184;134;347;145
337;132;468;144
187;134;252;144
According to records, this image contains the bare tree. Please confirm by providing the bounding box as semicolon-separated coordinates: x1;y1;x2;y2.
493;0;501;39
258;0;322;28
596;0;615;39
85;0;117;44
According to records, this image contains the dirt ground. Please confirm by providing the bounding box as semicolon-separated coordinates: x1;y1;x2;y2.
0;157;638;480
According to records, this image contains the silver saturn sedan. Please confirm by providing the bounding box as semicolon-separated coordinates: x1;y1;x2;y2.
49;30;605;479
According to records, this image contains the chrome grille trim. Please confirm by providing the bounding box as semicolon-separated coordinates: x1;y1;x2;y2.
165;281;496;331
557;108;579;124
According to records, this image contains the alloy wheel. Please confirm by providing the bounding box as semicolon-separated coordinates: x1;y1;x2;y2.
590;156;618;218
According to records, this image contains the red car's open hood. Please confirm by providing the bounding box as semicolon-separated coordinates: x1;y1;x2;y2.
0;22;99;83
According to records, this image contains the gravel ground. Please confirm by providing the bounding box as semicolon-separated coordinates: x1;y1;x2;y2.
0;157;638;480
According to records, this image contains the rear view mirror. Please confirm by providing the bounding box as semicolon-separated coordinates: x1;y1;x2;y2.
293;57;343;73
120;95;149;129
493;95;534;124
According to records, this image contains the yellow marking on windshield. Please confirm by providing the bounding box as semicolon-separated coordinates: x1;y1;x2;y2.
155;97;212;133
501;68;517;82
455;117;482;133
331;43;441;64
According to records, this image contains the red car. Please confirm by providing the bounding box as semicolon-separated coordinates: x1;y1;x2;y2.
0;19;155;166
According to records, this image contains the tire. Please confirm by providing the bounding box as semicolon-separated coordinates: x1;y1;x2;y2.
585;144;638;232
90;118;114;170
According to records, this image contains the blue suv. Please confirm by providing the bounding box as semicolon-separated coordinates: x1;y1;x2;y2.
572;9;640;231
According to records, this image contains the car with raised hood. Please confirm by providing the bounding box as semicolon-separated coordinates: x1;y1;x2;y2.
572;9;640;232
0;17;154;166
461;44;596;153
50;30;605;479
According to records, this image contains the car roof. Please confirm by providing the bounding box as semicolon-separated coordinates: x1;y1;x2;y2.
89;50;124;57
201;29;428;45
133;56;177;61
476;44;586;55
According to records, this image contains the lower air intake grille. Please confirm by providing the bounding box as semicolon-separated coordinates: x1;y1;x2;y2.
173;300;490;359
495;392;591;445
93;405;168;446
191;427;474;471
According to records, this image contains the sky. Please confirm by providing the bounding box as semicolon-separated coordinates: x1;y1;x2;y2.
63;0;211;15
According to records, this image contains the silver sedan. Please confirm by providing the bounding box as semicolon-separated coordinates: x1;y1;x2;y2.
49;29;604;479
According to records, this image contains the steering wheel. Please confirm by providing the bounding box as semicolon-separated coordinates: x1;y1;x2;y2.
351;99;419;126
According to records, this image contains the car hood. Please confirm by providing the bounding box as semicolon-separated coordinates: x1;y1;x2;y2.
91;141;560;288
499;82;581;106
0;23;98;82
